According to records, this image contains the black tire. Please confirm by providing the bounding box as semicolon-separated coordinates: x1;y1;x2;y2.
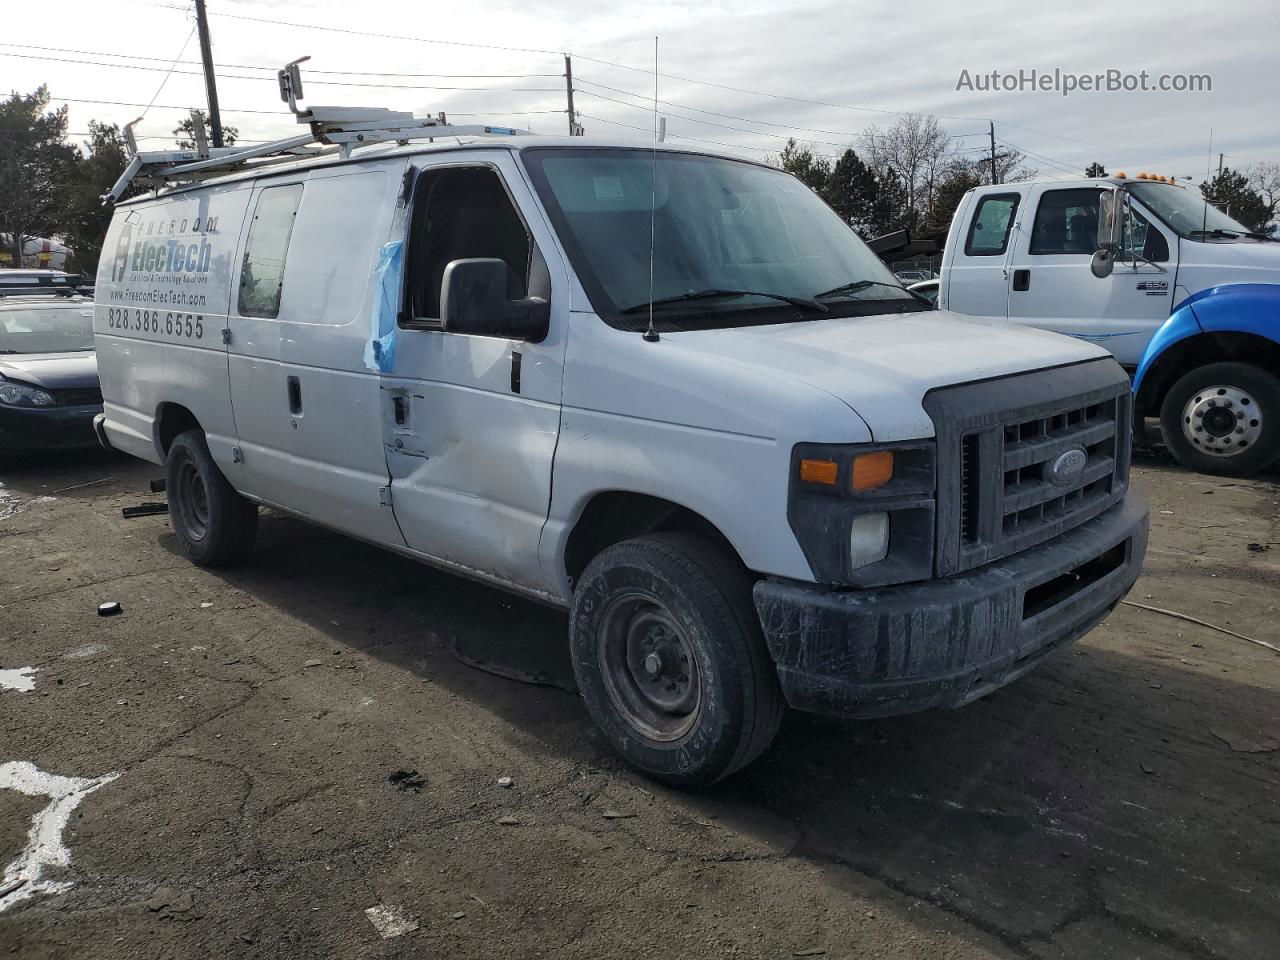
569;532;784;787
1159;362;1280;477
165;430;258;566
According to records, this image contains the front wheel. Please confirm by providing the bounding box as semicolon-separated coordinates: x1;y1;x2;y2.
569;533;784;787
1159;362;1280;477
165;430;258;566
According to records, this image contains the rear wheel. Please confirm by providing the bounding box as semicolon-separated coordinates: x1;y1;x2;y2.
165;430;258;566
1160;362;1280;477
569;533;784;787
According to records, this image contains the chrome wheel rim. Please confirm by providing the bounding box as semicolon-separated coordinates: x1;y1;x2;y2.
176;460;210;541
1181;385;1263;459
597;592;700;742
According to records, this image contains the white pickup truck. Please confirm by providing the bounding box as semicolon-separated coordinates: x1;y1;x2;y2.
91;82;1149;785
940;175;1280;476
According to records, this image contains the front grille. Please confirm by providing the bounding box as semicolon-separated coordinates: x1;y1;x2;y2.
925;361;1131;577
52;387;103;406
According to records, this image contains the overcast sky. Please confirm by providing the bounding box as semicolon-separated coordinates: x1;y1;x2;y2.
4;0;1277;183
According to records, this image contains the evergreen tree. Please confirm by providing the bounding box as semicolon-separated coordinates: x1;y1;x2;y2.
1200;167;1269;231
0;86;78;267
821;149;880;237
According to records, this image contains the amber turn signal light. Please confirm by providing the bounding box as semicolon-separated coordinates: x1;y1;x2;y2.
852;451;894;491
799;458;838;485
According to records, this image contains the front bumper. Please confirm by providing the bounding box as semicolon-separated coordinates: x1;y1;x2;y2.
0;403;104;454
754;494;1149;719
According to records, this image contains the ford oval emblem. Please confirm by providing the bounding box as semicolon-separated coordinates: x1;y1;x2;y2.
1047;447;1088;487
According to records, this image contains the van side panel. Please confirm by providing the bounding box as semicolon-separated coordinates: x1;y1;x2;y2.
94;184;252;466
226;164;406;546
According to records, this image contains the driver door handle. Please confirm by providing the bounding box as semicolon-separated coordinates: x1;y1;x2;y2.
1012;269;1030;292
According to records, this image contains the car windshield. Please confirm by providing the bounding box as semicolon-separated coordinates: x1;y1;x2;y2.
522;147;915;330
0;304;96;353
1128;181;1253;239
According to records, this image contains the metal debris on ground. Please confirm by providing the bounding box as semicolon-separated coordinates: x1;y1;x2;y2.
1121;600;1278;654
97;602;122;617
601;809;636;820
121;502;168;518
497;776;514;789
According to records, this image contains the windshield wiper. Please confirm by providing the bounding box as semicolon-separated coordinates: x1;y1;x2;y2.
815;279;931;305
1188;228;1278;242
619;288;828;314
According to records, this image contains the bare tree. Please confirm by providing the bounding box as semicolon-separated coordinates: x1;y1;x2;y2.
859;114;953;230
1249;161;1280;227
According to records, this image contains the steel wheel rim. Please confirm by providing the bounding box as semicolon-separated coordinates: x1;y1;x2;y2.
597;591;700;742
176;459;210;541
1181;385;1263;459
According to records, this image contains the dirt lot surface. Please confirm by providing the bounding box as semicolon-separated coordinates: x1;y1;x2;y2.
2;449;1278;960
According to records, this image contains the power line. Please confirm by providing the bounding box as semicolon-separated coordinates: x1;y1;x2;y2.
0;41;563;79
0;51;564;92
114;0;1008;127
140;24;196;120
575;77;985;143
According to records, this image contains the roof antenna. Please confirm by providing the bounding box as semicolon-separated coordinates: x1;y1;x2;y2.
643;35;661;343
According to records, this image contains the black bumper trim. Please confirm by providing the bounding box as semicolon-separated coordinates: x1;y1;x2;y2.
753;494;1149;719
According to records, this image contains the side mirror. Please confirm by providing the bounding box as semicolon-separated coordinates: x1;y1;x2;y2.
440;258;549;342
1090;249;1115;279
1093;188;1124;278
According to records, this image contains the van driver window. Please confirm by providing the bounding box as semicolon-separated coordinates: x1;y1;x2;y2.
238;183;304;318
404;167;532;323
1030;188;1102;256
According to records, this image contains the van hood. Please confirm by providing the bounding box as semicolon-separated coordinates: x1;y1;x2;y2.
0;351;99;390
668;311;1111;442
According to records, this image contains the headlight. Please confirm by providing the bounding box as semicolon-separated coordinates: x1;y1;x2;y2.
788;441;936;587
0;381;56;407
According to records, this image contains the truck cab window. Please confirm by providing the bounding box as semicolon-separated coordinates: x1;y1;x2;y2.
964;194;1019;256
1030;188;1101;256
404;166;533;323
1120;205;1169;262
238;183;304;318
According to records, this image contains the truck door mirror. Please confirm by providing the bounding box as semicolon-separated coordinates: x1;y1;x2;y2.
1092;188;1122;278
440;258;550;342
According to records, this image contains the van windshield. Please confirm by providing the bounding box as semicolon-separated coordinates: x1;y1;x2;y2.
522;147;917;330
1128;181;1253;239
0;304;95;354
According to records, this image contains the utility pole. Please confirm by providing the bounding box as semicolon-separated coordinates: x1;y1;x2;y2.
194;0;225;148
989;120;998;185
1217;153;1224;179
564;55;580;136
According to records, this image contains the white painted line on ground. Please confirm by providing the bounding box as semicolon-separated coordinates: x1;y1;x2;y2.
0;761;121;913
0;668;38;693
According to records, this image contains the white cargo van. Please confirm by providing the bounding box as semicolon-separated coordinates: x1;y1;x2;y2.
93;86;1148;785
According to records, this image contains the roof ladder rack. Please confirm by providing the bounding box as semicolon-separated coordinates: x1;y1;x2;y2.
102;55;533;204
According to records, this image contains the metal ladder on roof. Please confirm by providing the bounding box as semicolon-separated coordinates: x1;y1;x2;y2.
103;56;532;204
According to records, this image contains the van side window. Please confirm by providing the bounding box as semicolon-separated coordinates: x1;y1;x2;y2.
403;167;532;325
238;183;304;318
964;194;1019;256
1029;188;1101;256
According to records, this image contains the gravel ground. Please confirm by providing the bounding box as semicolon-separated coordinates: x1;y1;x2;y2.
1;448;1278;959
